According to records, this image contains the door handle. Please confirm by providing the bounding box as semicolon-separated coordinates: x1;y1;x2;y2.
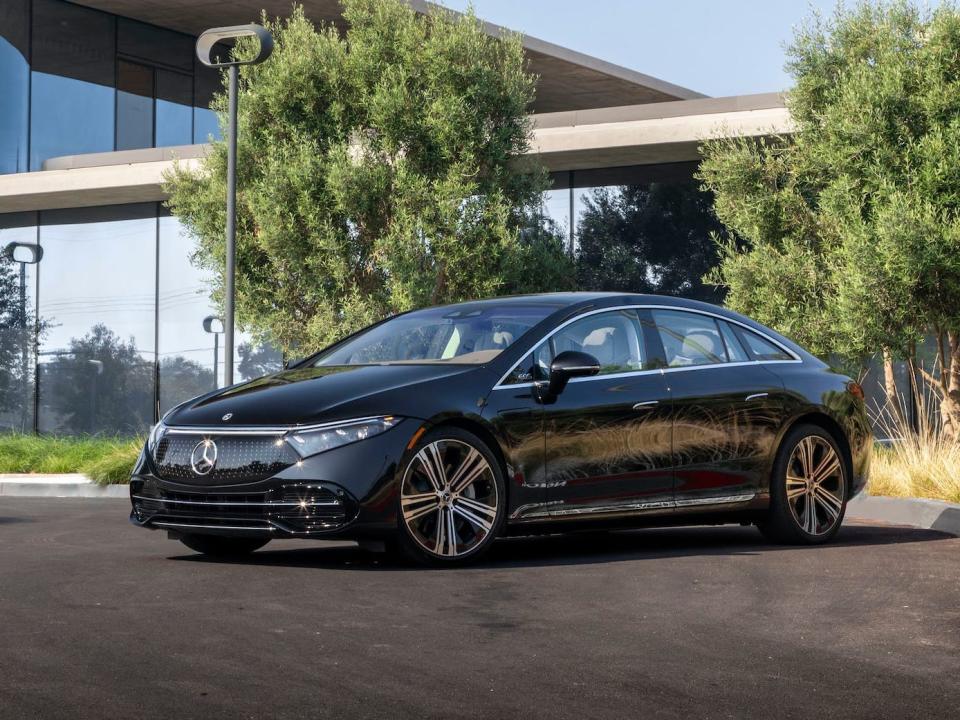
745;393;769;402
633;400;659;410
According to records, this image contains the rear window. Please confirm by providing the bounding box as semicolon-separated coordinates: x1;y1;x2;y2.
736;327;794;361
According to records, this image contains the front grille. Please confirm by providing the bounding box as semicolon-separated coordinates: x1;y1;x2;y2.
133;485;355;534
153;433;299;485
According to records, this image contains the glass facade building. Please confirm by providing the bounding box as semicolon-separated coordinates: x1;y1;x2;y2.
0;206;281;435
1;0;221;175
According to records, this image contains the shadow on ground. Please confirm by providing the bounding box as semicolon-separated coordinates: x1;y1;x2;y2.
169;522;952;571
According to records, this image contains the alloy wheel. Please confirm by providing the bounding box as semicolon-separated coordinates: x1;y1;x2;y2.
785;435;845;536
400;439;499;558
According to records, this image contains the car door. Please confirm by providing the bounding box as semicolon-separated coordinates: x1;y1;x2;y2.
647;308;789;506
536;308;674;518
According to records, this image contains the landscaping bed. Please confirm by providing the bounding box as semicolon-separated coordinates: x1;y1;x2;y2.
0;434;141;486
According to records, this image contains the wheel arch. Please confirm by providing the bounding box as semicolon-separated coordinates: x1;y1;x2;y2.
776;411;855;494
420;416;511;491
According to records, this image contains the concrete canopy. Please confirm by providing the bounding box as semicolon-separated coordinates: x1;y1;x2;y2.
68;0;705;113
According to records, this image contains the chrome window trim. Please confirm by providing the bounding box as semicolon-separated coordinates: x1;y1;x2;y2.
161;416;394;436
493;304;801;390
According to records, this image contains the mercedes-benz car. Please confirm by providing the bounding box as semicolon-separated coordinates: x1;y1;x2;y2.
130;293;871;565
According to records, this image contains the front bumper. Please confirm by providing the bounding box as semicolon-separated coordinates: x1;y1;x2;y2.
129;419;419;540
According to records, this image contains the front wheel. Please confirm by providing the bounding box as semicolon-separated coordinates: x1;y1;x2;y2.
179;534;270;557
759;424;848;545
397;427;506;565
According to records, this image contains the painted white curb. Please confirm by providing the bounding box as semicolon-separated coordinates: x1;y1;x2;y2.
0;474;128;498
847;493;960;537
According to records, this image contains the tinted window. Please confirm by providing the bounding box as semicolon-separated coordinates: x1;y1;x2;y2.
533;309;648;377
313;304;554;366
0;0;30;174
30;1;116;169
651;309;726;367
737;328;793;361
116;61;154;151
719;321;750;362
37;204;156;435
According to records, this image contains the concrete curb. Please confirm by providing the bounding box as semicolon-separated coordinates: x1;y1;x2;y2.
0;474;128;499
847;493;960;537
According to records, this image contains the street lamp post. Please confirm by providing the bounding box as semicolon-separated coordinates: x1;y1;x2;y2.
202;315;225;390
195;24;273;387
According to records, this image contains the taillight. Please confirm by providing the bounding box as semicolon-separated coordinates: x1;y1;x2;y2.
847;381;865;401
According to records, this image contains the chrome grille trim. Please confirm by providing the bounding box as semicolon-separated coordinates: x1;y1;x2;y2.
162;416;392;436
132;495;341;508
153;521;275;532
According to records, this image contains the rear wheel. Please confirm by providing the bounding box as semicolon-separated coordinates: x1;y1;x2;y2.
398;427;506;565
759;424;847;545
179;535;270;557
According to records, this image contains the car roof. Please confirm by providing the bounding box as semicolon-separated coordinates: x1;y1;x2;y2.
420;293;817;364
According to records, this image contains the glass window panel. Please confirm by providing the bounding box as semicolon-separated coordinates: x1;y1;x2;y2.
536;309;648;376
736;327;793;362
651;309;727;367
30;72;115;170
193;59;222;143
0;0;30;174
719;321;751;363
572;164;727;302
155;70;193;147
29;1;116;168
116;60;154;151
158;211;218;412
37;205;156;435
0;212;38;432
157;211;281;411
31;0;115;84
117;17;193;73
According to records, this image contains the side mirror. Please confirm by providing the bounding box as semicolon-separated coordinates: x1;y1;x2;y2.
542;350;601;399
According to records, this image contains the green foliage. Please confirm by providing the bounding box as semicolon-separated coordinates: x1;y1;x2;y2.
575;182;730;302
166;1;571;354
699;1;960;362
0;433;141;484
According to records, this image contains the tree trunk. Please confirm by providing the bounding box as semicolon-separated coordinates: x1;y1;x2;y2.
941;331;960;441
883;349;909;430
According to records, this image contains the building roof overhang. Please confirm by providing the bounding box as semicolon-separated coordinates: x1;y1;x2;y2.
68;0;704;113
0;94;792;213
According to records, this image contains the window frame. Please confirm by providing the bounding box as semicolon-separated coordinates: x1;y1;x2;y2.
494;304;800;389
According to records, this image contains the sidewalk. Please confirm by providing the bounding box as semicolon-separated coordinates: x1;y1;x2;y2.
0;474;128;498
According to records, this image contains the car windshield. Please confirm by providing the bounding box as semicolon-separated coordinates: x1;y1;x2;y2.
312;303;556;366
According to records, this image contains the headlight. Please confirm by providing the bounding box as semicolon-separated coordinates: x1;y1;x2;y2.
285;416;400;458
146;421;168;453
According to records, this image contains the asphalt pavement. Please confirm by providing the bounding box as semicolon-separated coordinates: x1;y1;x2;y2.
1;498;958;720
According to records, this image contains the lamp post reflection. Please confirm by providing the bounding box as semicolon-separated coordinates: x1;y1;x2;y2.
202;315;224;390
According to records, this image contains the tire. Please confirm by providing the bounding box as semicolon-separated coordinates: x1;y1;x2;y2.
759;424;848;545
397;427;506;566
179;534;270;557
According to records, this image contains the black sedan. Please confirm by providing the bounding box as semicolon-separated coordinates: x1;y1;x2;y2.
130;293;872;565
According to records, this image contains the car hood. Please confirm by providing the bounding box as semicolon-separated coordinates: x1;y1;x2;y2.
165;364;480;427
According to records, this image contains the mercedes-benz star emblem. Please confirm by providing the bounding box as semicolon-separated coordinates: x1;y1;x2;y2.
190;439;218;476
222;413;233;421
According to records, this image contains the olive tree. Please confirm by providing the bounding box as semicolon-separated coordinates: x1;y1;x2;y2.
165;0;572;355
699;1;960;436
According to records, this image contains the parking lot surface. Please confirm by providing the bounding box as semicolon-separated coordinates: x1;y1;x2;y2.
0;498;958;719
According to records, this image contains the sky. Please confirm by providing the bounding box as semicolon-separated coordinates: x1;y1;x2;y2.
435;1;848;97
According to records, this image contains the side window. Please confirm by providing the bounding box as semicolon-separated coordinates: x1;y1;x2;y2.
501;347;552;385
736;328;794;361
719;321;751;362
651;309;727;367
536;309;649;377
